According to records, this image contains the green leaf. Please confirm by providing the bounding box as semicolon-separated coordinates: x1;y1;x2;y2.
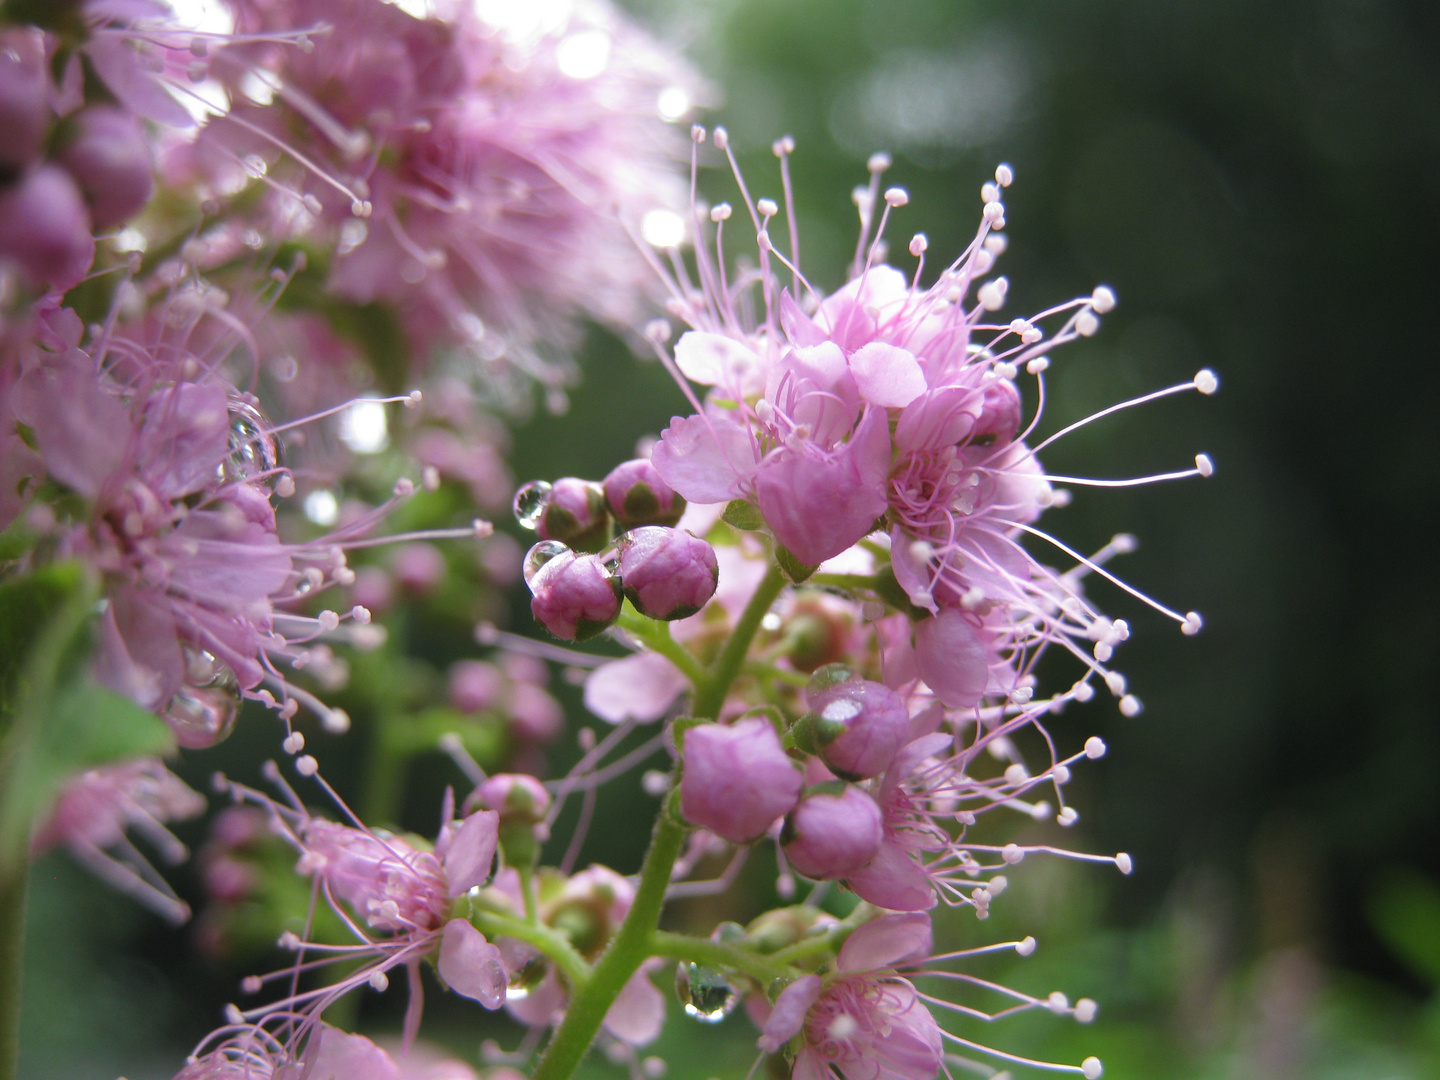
0;564;173;882
1368;870;1440;987
721;499;765;531
775;544;818;584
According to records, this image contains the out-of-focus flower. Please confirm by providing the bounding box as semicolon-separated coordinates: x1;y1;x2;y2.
32;757;205;923
194;0;695;399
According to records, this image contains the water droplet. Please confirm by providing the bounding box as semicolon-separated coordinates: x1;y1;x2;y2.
522;540;570;587
223;398;282;486
513;481;553;530
506;954;548;1001
675;963;738;1023
164;648;241;749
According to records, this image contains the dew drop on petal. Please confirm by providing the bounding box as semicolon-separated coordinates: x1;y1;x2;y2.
522;540;570;587
223;398;281;486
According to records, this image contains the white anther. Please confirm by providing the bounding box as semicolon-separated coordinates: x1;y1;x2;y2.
279;699;299;721
1119;694;1143;717
710;202;732;222
757;230;773;251
983;200;1005;223
318;610;341;632
1093;642;1113;663
977;277;1009;311
1194;368;1219;395
278;931;302;950
1074;998;1098;1023
1115;853;1133;875
1104;671;1127;696
1011;685;1033;704
983;234;1008;255
1009;318;1030;336
1090;286;1117;313
1048;992;1070;1014
275;474;296;498
422;466;441;492
908;539;937;564
1111;532;1138;554
995;361;1018;380
1016;936;1037;956
691;124;706;143
884;187;909;207
1052;764;1072;784
369;970;389;992
323;707;351;734
1004;764;1029;786
1057;806;1079;827
909;233;928;256
757;198;778;217
773;135;796;155
958;810;976;826
349;605;371;625
644;318;672;343
960;586;987;611
1075;310;1100;337
995;163;1014;186
867;152;892;173
1082;1058;1104;1080
1002;843;1025;864
473;518;494;538
1085;736;1107;760
1195;453;1215;477
1072;680;1095;703
296;755;319;776
282;732;305;754
712;126;728;149
1031;800;1052;821
1182;611;1203;636
982;182;1001;203
224;1004;244;1025
406;390;422;407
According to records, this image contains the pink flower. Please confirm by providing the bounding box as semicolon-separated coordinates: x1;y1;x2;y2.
603;457;686;529
616;525;719;621
681;717;803;843
758;915;942;1080
525;543;622;640
32;757;205;923
803;676;911;781
781;784;884;881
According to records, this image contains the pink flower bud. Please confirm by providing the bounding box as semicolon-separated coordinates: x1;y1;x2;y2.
536;477;610;551
804;678;910;780
603;458;686;529
616;526;718;621
448;659;504;712
56;105;155;227
0;31;51;171
0;164;95;290
467;772;551;824
781;784;883;880
525;542;621;641
681;717;802;843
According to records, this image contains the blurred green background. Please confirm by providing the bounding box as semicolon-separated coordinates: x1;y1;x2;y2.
18;0;1440;1077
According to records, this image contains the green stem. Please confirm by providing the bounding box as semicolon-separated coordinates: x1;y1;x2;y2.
530;560;791;1080
615;609;707;688
471;909;591;993
766;903;875;969
530;808;687;1080
692;564;787;721
650;931;789;986
0;862;25;1080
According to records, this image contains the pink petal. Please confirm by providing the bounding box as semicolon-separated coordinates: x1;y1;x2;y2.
913;609;989;709
847;844;936;913
674;331;764;392
303;1027;400;1080
838;913;933;972
651;413;755;505
583;652;688;724
85;36;194;128
849;342;926;408
444;810;499;896
757;974;822;1052
603;963;666;1046
437;919;506;1009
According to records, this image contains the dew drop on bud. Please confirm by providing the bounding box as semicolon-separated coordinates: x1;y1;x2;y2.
513;481;553;530
675;962;739;1022
522;540;570;587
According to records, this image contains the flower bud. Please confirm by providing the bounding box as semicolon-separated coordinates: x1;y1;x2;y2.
56;105;155;227
603;458;686;528
526;543;621;641
0;164;95;290
0;31;51;171
681;717;803;844
801;678;910;780
616;526;718;621
537;477;610;551
468;772;552;824
781;784;883;880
